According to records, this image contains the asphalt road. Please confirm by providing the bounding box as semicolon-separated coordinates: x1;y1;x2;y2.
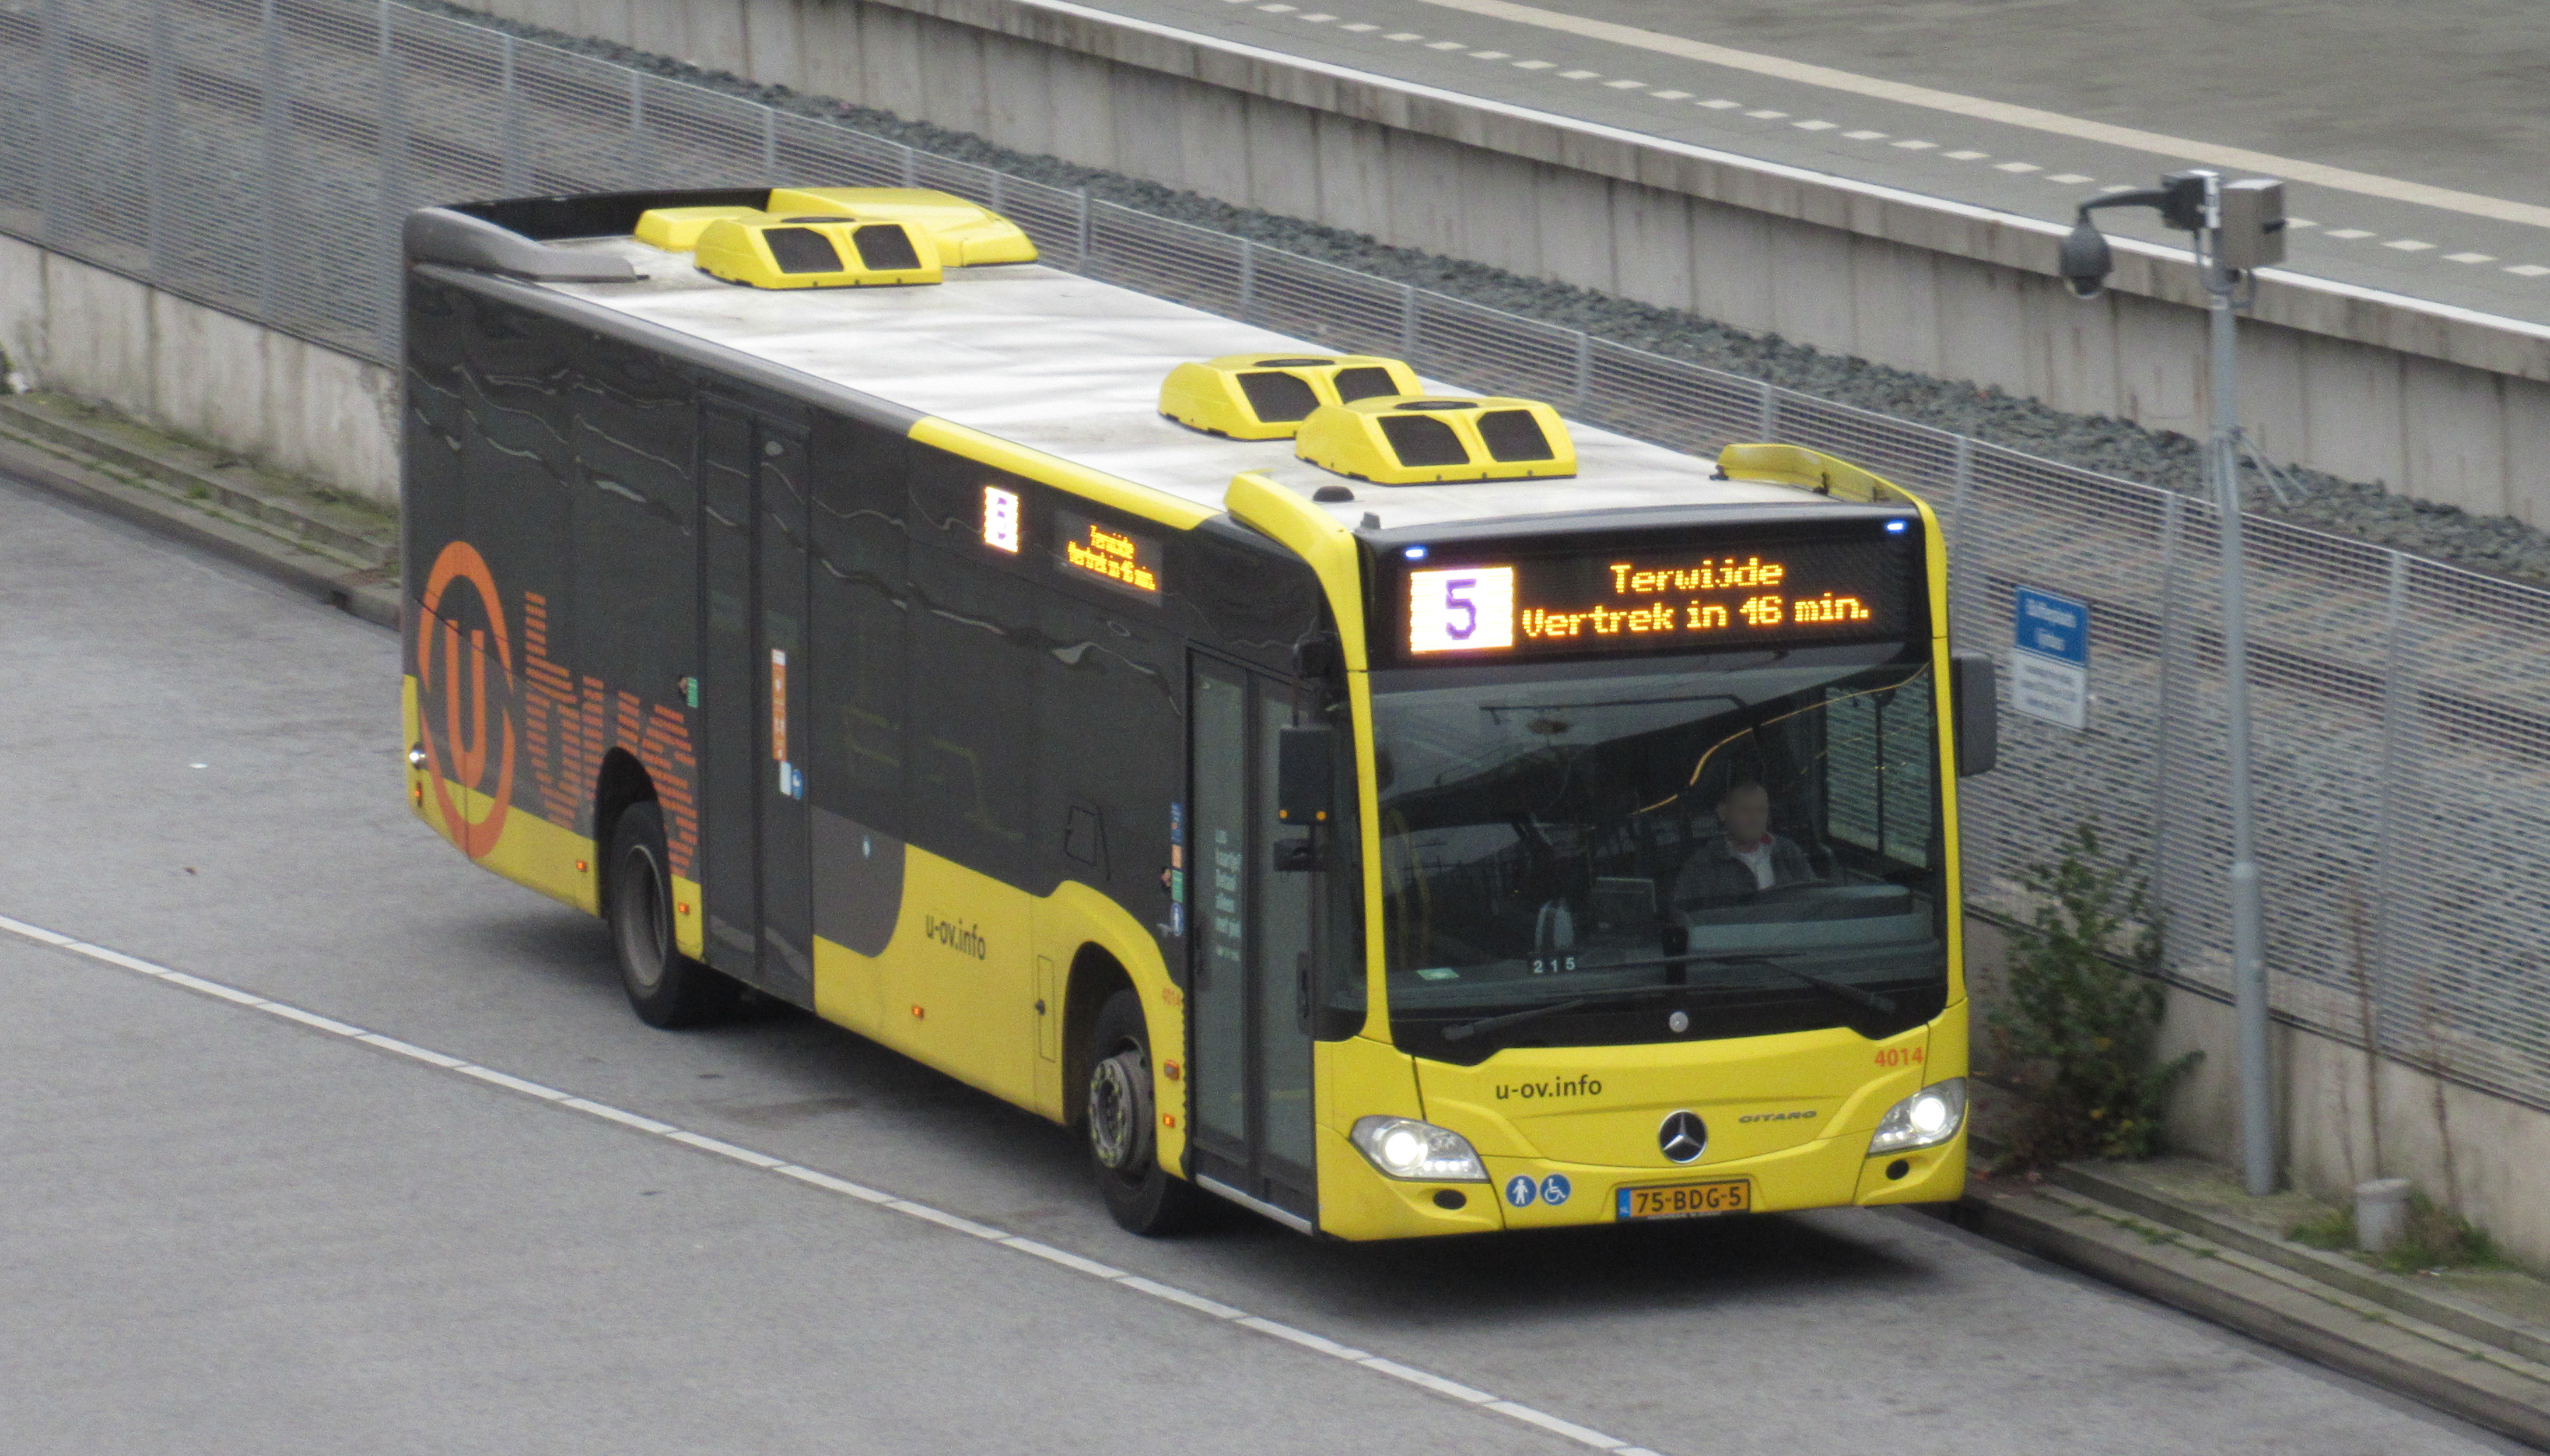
1078;0;2550;325
0;471;2525;1455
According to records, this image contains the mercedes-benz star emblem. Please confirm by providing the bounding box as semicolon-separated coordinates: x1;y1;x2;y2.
1658;1110;1708;1163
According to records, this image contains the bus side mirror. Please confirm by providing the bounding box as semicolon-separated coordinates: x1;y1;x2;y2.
1276;726;1336;825
1952;651;1999;777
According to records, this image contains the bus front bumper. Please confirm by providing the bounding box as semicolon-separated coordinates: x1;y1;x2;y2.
1311;1121;1967;1240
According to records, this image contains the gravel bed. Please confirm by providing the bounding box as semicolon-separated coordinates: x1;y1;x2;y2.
427;1;2550;586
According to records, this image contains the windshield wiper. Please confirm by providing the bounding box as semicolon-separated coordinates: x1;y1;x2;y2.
1441;997;1590;1043
1679;955;1897;1016
1435;957;1896;1044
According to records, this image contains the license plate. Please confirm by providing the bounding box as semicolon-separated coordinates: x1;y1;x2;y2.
1616;1178;1752;1220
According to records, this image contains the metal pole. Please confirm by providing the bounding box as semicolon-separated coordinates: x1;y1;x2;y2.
2202;172;2276;1197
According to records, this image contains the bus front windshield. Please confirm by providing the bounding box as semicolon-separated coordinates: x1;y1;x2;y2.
1372;644;1948;1062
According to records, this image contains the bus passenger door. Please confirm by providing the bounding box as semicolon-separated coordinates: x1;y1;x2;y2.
698;401;814;1006
1186;658;1320;1229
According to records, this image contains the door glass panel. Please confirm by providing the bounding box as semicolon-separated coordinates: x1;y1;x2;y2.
1190;664;1249;1155
1253;687;1317;1178
756;429;814;998
698;406;758;976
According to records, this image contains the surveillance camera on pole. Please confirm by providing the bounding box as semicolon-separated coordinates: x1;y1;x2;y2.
2059;169;2286;1198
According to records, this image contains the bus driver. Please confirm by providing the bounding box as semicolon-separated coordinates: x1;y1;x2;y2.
1673;780;1815;907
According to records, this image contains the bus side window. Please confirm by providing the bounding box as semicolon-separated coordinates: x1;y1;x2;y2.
906;501;1038;884
1037;588;1179;913
573;339;697;722
807;417;910;832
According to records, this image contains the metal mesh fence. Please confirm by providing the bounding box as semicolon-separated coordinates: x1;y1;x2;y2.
11;0;2550;1110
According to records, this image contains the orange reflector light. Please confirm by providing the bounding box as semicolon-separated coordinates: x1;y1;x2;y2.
1162;1114;1178;1128
1162;1059;1183;1080
910;1004;926;1019
410;785;423;805
574;859;589;873
677;903;691;914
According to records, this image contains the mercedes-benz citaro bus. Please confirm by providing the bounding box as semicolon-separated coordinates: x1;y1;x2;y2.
400;185;1999;1240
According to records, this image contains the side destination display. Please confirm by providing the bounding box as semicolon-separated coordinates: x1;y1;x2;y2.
1384;521;1921;665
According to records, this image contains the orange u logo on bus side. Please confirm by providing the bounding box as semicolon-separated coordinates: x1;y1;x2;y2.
417;540;517;858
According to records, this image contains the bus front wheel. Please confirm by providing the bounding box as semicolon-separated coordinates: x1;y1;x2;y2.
607;802;738;1029
1087;989;1207;1236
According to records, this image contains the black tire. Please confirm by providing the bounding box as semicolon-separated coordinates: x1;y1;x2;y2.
1086;988;1209;1236
607;802;739;1029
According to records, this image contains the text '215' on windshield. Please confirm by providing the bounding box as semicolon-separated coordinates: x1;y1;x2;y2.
1381;520;1924;668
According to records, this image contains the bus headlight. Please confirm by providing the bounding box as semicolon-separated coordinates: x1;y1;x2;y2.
1350;1115;1488;1182
1869;1078;1967;1155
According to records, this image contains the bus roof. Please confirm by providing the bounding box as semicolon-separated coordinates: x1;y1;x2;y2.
535;236;1842;534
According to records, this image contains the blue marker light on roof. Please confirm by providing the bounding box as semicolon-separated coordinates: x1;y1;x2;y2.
1885;520;1909;534
1404;546;1428;560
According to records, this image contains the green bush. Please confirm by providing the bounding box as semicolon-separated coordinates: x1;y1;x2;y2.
1991;823;2200;1167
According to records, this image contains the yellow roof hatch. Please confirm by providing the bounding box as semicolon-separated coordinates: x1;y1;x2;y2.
765;187;1038;266
1294;395;1577;485
691;215;943;289
633;204;767;252
1158;353;1422;440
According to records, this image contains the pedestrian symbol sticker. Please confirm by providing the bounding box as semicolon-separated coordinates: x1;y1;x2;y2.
1504;1174;1538;1207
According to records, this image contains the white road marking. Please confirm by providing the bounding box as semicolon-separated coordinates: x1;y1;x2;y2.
1339;20;1378;29
1385;30;1421;40
1426;38;1469;48
2382;239;2436;251
1121;1275;1247;1319
1489;1399;1631;1449
2444;252;2497;264
2045;173;2093;185
0;912;1666;1456
1842;129;1886;140
1792;119;1836;131
1364;1359;1497;1403
1892;138;1936;150
1512;58;1554;68
2325;229;2375;240
1994;161;2040;173
2509;265;2550;277
1559;68;1600;79
1944;149;1988;161
1649;89;1689;100
1299;11;1336;19
1603;78;1647;89
1404;0;2550;231
1742;108;1786;118
1697;97;1740;109
1469;50;1510;59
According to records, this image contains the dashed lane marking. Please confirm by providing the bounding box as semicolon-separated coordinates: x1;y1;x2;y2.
1402;0;2550;230
0;913;1657;1455
1218;0;2550;276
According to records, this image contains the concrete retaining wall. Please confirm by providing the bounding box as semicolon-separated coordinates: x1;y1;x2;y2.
0;236;399;507
1964;915;2550;1266
469;0;2550;527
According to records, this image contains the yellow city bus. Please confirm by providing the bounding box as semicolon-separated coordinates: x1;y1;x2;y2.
400;187;1998;1238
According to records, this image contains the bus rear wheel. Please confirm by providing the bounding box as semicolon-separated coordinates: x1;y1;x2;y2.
1087;989;1207;1236
607;802;738;1029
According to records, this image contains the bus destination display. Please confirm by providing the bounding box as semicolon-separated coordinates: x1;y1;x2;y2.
1056;507;1162;601
1400;531;1914;660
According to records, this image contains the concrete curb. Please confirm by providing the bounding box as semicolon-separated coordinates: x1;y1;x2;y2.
0;424;400;631
1942;1183;2550;1449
